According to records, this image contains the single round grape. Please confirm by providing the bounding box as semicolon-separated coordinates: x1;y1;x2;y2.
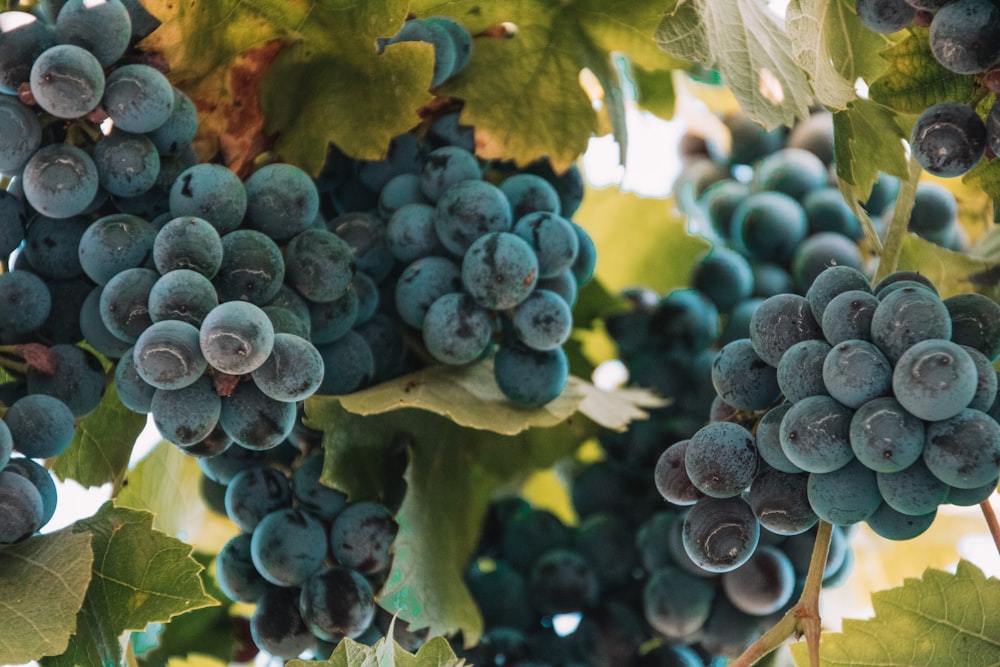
102;63;174;133
308;288;358;344
219;381;296;451
114;348;156;413
790;232;864;291
892;338;977;421
251;507;328;587
822;290;879;345
802;187;863;239
747;467;817;535
850;396;925;473
722;544;796;616
777;339;831;402
877;458;949;516
512;211;579;279
501;173;561;219
871;285;952;364
93;131;160;198
299;566;375;641
330;501;398;575
147;88;198;156
215;229;286;305
730;191;808;264
944;292;1000;362
22;143;99;219
378;173;427;218
148;269;219;327
196;443;268;485
0;471;44;543
510;289;572;351
80;286;134;359
292;450;348;522
752;148;829;201
284;228;355;303
0;270;52;341
779;395;855;473
807;457;882;525
755;403;805;474
711;338;781;411
434;179;512;256
168;163;247;235
79;213;156;285
250;585;315;660
823;339;893;408
855;0;916;33
946;476;1000;506
690;246;754;313
0;11;55;95
421;292;495;365
682;496;760;573
199;301;275;375
0;96;41;171
806;265;872;322
698;179;750;239
493;343;568;407
29;44;105;119
909;182;959;245
244;163;320;242
328;211;394;283
316;330;374;395
749;293;823;367
26;343;106;417
251;333;325;402
394;256;462;329
22;215;88;280
865;503;936;541
55;0;131;66
153;216;224;278
461;231;538;310
386;203;442;263
924;408;1000;489
642;566;715;638
419;146;481;202
132;319;207;390
654;440;704;506
3;457;57;527
99;267;157;343
929;0;1000;74
684;422;758;499
151;376;221;446
909;102;987;177
225;466;292;533
5;394;76;459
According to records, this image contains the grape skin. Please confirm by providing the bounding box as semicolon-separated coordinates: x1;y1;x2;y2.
909;102;987;177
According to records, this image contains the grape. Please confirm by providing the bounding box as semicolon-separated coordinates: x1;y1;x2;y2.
754;403;805;474
0;190;27;257
419;146;482;202
892;338;977;421
865;503;936;541
512;211;579;280
55;0;131;66
682;496;760;573
99;266;157;342
962;345;998;411
928;0;1000;74
5;394;75;459
215;229;286;304
29;44;104;119
855;0;916;33
22;215;88;280
316;330;374;394
283;228;355;303
148;268;219;326
244;163;320;242
751;262;796;299
197;443;268;485
752;148;829;201
722;545;795;616
717;111;786;166
871;285;952;364
22;143;99;219
690;246;754;313
576;513;639;588
873;270;936;296
730;191;808;264
356;132;421;192
777;339;830;402
684;422;758;499
908;182;958;245
199;301;274;375
80;285;133;358
779;395;854;473
329;211;394;283
132;319;207;390
299;565;375;640
654;440;704;506
215;534;270;603
307;288;358;344
169;163;247;235
822;290;878;345
822;339;893;408
500;508;572;571
790;232;864;290
876;459;949;516
642;566;715;638
0;270;51;342
510;289;572;351
806;265;872;323
114;347;156;413
910;102;987;177
461;231;538;310
501;173;561;219
378;173;427;219
26;343;105;417
946;476;999;506
394;256;462;329
747;467;817;535
147;88;198;156
850;396;925;473
250;507;327;587
426;15;472;74
387;18;457;88
4;457;57;526
807;458;882;525
698;179;750;240
219;381;296;451
570;221;597;286
466;560;533;631
749;293;823;367
248;334;322;402
103;64;174;133
802;188;863;239
151;376;221;446
0;11;54;94
292;450;348;521
0;470;44;543
493;342;568;407
0;97;40;172
92;131;161;198
78;213;156;285
944;292;1000;361
250;585;315;659
177;424;233;459
225;466;292;533
329;501;397;574
386;203;442;263
711;338;781;411
434;180;513;256
527;548;599;615
720;297;763;345
923;408;1000;488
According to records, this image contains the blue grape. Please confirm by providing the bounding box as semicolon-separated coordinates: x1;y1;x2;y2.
378;173;427;219
720;297;764;345
909;182;959;246
0;269;51;342
466;560;533;632
330;501;398;574
512;211;578;279
962;345;998;411
776;339;830;402
386;203;442;263
779;395;854;473
0;470;44;543
754;403;805;474
910;102;987;177
690;246;754;313
822;339;893;408
698;179;750;239
850;396;925;473
307;287;358;344
807;458;882;525
114;347;156;413
493;343;568;407
151;376;221;446
682;496;760;573
55;0;131;66
0;190;27;256
854;0;916;33
225;466;292;532
426;111;475;152
148;268;219;326
251;333;325;402
219;381;296;451
426;15;472;74
315;330;374;394
877;459;949;516
721;545;795;615
501;508;572;571
4;457;57;526
536;269;578;308
510;289;572;351
329;211;394;283
923;408;1000;489
871;285;952;364
199;301;275;375
929;0;1000;74
169;163;247;234
575;513;639;588
730;191;807;264
865;503;936;541
78;213;156;285
747;467;817;535
422;292;495;365
283;228;355;304
648;288;719;351
265;285;312;330
386;18;457;87
946;476;1000;506
22;144;99;218
79;285;133;358
642;566;714;638
790;232;864;291
147;88;198;156
420;146;481;202
570;221;596;286
103;64;174;133
99;266;157;342
29;44;104;119
132;319;206;390
462;231;538;310
711;338;781;411
527;548;599;615
215;229;286;304
0;11;54;94
215;533;270;603
434;179;512;256
22;215;88;280
501;173;561;219
751;262;796;298
299;565;375;640
244;163;319;242
0;97;40;171
196;443;267;485
292;450;348;521
749;293;823;367
872;270;937;296
251;507;328;587
684;422;758;498
805;265;872;323
93;131;161;198
6;394;75;459
944;292;1000;361
249;585;315;660
822;290;878;345
355;313;408;384
802;188;863;239
26;343;105;417
753;148;828;201
892;338;977;421
394;256;462;329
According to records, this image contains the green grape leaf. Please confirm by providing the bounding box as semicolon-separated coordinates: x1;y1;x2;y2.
896;233;1000;302
288;631;465;667
656;0;814;129
963;157;1000;223
413;0;684;172
785;0;894;109
0;530;94;665
304;393;606;643
43;503;218;667
868;27;976;114
51;380;147;491
629;63;677;119
116;441;240;554
790;560;1000;666
832;98;909;203
140;0;435;176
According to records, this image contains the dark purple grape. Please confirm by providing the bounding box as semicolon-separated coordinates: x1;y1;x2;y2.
910;102;986;177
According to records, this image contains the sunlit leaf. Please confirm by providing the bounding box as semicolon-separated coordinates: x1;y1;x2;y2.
833;99;909;204
288;630;464;667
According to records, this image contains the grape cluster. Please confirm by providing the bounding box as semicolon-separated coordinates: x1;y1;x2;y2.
202;440;405;660
854;0;1000;178
672;264;1000;576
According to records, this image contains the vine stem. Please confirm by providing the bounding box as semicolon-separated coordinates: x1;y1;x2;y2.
981;499;1000;557
873;155;923;285
729;521;833;667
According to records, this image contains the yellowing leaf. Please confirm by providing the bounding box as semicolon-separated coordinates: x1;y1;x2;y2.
0;530;94;665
